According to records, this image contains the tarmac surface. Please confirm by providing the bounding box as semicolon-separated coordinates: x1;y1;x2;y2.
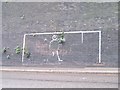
2;71;118;88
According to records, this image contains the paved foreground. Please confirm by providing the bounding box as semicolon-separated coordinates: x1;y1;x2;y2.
2;71;118;88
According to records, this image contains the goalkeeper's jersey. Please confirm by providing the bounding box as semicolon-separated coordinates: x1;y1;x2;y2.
50;40;59;51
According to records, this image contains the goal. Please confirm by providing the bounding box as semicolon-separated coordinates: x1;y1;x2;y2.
22;30;102;65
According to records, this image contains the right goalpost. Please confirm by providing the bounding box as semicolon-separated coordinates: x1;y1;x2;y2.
22;30;102;65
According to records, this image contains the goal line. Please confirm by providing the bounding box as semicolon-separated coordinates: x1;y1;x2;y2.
22;30;102;64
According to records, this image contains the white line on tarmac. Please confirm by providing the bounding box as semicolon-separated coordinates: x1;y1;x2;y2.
0;68;118;74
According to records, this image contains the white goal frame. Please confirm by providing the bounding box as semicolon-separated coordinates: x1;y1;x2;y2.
22;31;102;64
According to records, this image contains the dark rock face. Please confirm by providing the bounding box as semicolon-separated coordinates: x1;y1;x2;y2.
2;2;118;67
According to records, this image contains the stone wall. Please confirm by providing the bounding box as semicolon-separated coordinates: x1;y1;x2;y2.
2;2;118;67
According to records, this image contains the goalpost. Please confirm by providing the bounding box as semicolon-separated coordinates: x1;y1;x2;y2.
22;30;102;64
